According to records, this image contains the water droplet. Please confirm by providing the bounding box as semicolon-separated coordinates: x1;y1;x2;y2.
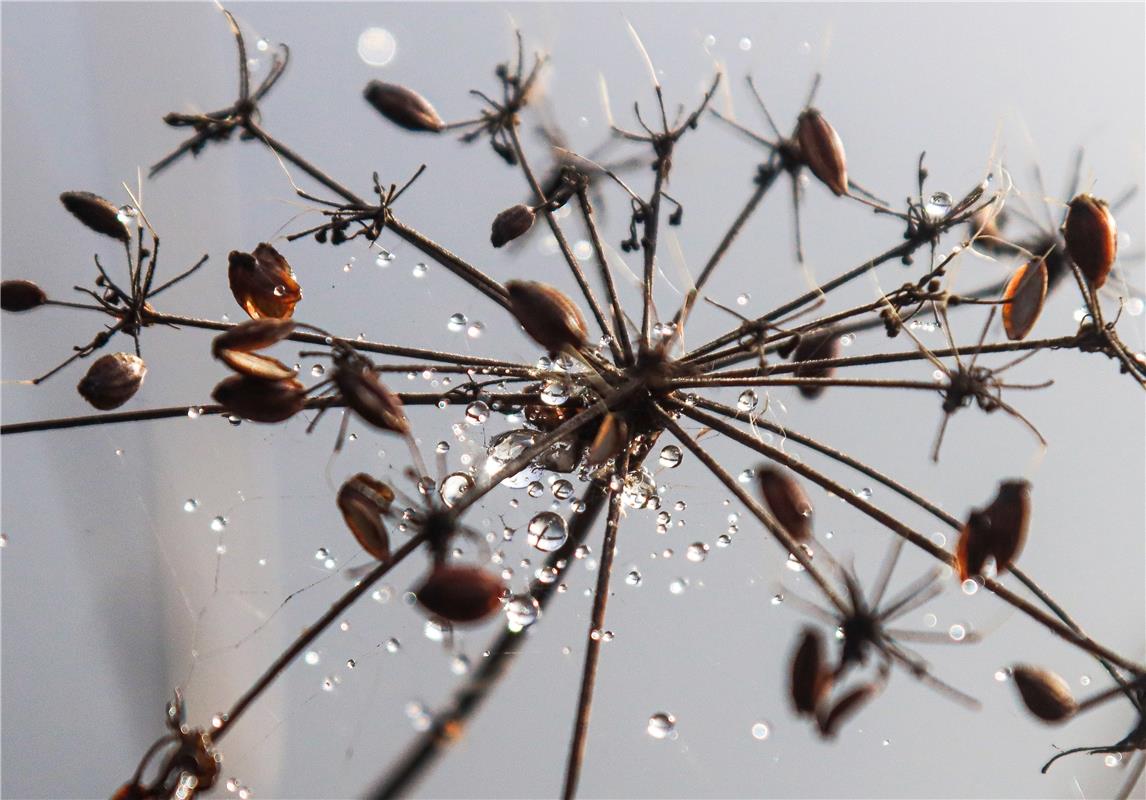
304;650;320;665
183;498;199;513
412;263;428;278
669;577;688;595
738;468;755;484
948;623;966;641
924;192;953;221
187;406;203;419
438;472;474;507
686;542;709;562
505;594;540;631
625;569;642;587
961;578;979;595
485;430;543;488
738;37;752;51
621;468;657;509
1105;753;1123;767
540;379;571;406
751;722;770;740
1125;297;1144;317
1079;674;1091;687
736;293;750;306
463;400;489;426
574;240;593;260
311;363;326;377
527;512;569;552
994;668;1011;682
923;613;938;628
658;445;683;469
881;738;890;747
647;712;676;739
210;516;227;532
447;312;467;332
552;479;574;500
771;593;784;606
423;619;448;642
451;654;471;675
357;26;397;66
737;390;758;412
466;321;484;338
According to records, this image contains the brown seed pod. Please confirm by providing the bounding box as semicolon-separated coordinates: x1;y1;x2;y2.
791;627;831;715
505;280;588;354
795;109;848;197
586;412;628;466
59;191;131;242
1063;194;1117;289
816;682;880;738
227;243;302;320
956;479;1031;580
334;360;410;434
337;473;395;562
1011;665;1078;723
490;204;537;247
110;782;146;800
363;81;446;133
211;374;308;423
1;279;48;312
791;327;841;399
76;352;147;410
1001;259;1049;341
758;465;814;542
212;319;299;380
414;565;505;624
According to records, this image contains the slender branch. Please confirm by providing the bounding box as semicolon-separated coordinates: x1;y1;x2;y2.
577;186;635;366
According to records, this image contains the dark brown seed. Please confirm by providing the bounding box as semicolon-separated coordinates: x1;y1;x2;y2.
791;627;830;715
212;319;297;355
59;191;130;241
505;280;588;354
363;81;446;133
1;279;47;312
758;466;814;542
490;204;536;247
211;374;308;423
76;353;147;410
795;109;848;197
227;243;302;320
816;683;880;738
1011;665;1077;723
334;361;410;434
956;479;1030;580
1001;259;1048;341
414;565;505;623
110;782;146;800
337;473;395;562
791;328;841;399
586;412;628;466
1063;194;1117;289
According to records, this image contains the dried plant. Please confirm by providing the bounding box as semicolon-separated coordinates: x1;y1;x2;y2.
2;5;1144;799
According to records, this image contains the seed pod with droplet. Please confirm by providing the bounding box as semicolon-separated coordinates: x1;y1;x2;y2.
758;466;814;542
227;243;302;320
76;353;147;410
791;328;841;399
586;412;628;466
791;627;831;715
817;682;880;738
337;473;395;562
506;280;588;354
795;109;848;197
363;81;446;133
212;375;308;423
334;359;410;434
1;280;47;312
1011;665;1077;723
490;204;537;247
956;479;1030;580
1001;259;1048;341
212;319;298;380
59;191;130;242
414;565;505;623
1063;194;1117;289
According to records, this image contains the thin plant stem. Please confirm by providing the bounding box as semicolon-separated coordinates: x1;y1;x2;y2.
577;186;635;365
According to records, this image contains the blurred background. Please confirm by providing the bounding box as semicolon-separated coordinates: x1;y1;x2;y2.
2;3;1144;798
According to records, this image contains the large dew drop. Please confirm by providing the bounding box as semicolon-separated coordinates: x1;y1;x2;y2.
527;512;569;552
647;712;676;739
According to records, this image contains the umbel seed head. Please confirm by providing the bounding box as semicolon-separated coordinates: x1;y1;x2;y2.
505;280;588;354
490;204;536;247
795;109;848;197
1;279;48;312
59;190;131;242
1011;665;1078;723
228;243;302;320
1063;194;1117;289
363;81;446;133
76;352;147;410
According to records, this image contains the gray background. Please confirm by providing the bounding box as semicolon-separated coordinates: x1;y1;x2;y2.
2;2;1144;798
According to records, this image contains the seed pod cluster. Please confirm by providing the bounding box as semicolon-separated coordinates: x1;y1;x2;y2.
228;243;302;320
956;479;1031;581
59;190;131;241
1;279;47;312
414;564;505;623
337;473;395;562
790;327;841;398
795;109;848;197
1001;259;1048;341
506;280;588;354
789;627;880;738
1011;665;1077;723
77;352;147;410
210;319;308;423
363;81;446;133
757;465;814;542
1063;194;1117;289
490;203;537;247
